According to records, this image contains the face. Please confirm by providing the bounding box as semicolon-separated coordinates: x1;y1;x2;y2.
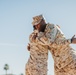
34;19;46;32
34;23;41;32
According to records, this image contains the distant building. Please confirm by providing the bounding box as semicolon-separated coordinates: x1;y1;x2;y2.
1;74;15;75
0;74;24;75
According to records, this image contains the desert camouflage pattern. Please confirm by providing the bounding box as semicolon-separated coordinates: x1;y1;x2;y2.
26;23;76;75
25;30;48;75
36;23;76;75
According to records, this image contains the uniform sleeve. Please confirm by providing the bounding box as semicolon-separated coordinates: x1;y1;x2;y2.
53;25;71;45
54;38;71;45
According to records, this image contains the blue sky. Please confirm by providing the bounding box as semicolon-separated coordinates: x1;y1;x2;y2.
0;0;76;75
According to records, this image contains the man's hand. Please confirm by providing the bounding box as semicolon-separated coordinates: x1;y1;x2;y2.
32;33;38;41
27;43;30;51
71;35;76;44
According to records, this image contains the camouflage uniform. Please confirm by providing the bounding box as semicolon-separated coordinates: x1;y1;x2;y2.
35;23;76;75
26;23;76;75
25;30;48;75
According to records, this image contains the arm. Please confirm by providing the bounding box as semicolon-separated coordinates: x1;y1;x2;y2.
36;24;71;46
51;25;71;45
51;25;76;45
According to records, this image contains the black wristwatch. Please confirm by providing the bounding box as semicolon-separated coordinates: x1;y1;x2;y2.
71;38;72;43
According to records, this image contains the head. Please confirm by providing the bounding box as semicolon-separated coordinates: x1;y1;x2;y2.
32;15;47;32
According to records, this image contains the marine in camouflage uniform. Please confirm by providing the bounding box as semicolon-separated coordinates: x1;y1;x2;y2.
25;30;48;75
